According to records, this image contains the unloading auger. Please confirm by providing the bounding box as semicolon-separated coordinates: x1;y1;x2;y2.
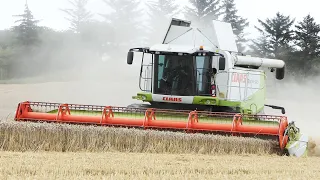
14;18;309;157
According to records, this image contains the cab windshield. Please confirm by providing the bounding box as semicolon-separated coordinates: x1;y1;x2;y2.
153;54;212;96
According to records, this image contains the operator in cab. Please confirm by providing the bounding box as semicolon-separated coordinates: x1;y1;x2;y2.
209;67;217;97
173;58;193;95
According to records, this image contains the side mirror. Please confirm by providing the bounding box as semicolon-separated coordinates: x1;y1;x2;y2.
276;66;285;80
127;51;134;65
218;57;226;70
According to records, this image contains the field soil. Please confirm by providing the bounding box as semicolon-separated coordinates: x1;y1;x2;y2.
0;151;319;180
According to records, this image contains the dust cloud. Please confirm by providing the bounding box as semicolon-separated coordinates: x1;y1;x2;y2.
0;17;161;119
308;137;320;157
265;75;320;156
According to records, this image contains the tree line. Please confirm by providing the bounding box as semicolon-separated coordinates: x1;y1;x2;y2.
0;0;319;80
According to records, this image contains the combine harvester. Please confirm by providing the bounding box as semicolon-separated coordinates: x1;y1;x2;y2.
14;18;308;157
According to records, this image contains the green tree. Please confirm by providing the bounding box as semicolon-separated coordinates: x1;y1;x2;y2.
61;0;94;33
8;2;44;78
294;14;320;57
0;30;15;79
100;0;145;48
221;0;249;52
78;20;114;60
145;0;179;44
250;12;295;59
247;36;270;58
146;0;179;17
184;0;222;26
291;14;320;76
12;2;40;46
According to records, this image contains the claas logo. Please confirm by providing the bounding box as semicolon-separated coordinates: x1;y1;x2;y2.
232;72;259;84
232;73;247;83
162;97;182;102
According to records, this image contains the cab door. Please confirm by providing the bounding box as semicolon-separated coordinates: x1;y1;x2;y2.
195;56;212;96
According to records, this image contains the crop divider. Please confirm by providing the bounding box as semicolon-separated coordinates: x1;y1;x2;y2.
101;106;114;124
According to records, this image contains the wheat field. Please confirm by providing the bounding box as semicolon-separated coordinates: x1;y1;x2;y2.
0;120;319;179
0;151;319;180
0;120;278;155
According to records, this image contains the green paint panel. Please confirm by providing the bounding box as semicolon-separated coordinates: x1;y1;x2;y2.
192;96;241;107
239;72;266;114
133;92;153;101
47;109;278;126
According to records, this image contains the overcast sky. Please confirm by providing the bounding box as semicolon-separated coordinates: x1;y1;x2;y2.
1;0;319;40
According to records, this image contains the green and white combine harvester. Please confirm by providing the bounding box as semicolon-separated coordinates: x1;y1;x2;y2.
14;18;308;157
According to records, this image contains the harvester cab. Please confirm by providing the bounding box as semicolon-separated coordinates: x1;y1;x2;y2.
127;18;285;115
14;18;308;158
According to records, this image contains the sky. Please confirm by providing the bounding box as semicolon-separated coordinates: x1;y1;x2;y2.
0;0;319;40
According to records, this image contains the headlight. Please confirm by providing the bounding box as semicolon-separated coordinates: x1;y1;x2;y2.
202;99;217;105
